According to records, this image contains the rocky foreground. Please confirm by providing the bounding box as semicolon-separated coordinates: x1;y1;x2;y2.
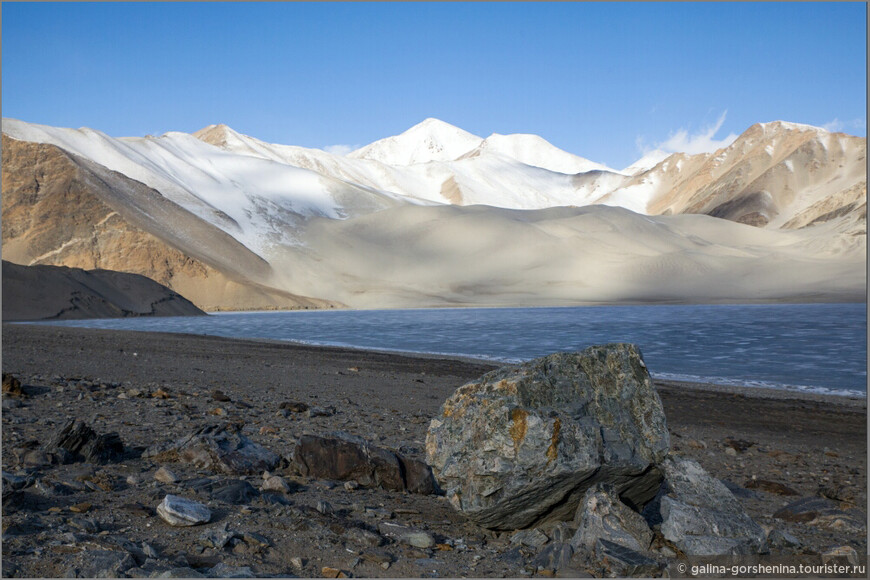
1;324;867;578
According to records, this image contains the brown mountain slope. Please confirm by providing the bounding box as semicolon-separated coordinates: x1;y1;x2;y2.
642;122;866;230
1;135;342;311
2;260;206;321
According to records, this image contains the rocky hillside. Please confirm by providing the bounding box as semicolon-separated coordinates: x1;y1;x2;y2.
2;260;206;321
1;135;343;312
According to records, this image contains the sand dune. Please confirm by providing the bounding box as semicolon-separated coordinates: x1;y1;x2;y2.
265;204;865;308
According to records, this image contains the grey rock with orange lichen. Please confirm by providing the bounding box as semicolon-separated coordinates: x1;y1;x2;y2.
425;344;670;530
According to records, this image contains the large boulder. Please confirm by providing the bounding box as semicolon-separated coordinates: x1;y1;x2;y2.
645;455;767;555
426;344;670;530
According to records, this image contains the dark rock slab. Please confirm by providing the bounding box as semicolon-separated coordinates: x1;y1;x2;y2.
294;431;437;494
44;419;124;464
188;478;259;505
426;344;670;529
744;479;799;496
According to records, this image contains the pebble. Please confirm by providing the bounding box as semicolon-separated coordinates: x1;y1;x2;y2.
261;474;291;493
155;467;180;484
156;494;211;526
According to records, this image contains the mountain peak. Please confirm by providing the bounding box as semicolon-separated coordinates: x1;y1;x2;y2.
192;123;244;147
347;118;483;165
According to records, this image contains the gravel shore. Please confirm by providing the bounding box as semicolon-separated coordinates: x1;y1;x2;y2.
2;324;866;577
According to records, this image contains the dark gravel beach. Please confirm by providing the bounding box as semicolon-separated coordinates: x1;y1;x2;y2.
2;324;866;577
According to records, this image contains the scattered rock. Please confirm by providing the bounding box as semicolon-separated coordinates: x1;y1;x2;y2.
199;523;236;550
344;526;384;548
767;529;802;550
773;496;866;533
69;502;93;513
144;423;280;475
156;494;211;526
188;478;259;505
307;406;337;418
2;373;25;398
378;521;435;548
68;549;136;578
207;562;256;578
280;401;309;413
593;538;662;577
211;389;232;402
723;438;754;453
822;545;861;567
154;466;180;484
426;344;670;529
744;478;799;496
121;502;154;517
317;500;334;515
571;484;653;554
720;479;761;500
646;455;767;555
260;473;291;493
510;528;549;549
44;419;124;464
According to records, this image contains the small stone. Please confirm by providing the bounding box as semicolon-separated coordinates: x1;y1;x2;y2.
321;566;347;578
364;507;393;519
212;390;232;402
279;401;309;413
725;447;738;457
259;426;277;435
157;494;211;526
307;406;336;418
345;526;384;548
155;466;180;484
317;500;334;515
344;481;360;491
210;407;227;416
290;557;305;569
126;474;143;485
261;474;291;493
822;546;860;567
743;479;799;496
69;502;92;513
378;521;434;549
207;562;255;578
767;529;802;550
142;542;160;559
152;388;171;399
2;374;25;398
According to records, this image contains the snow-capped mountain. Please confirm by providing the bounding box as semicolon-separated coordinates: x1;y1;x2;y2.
2;117;865;310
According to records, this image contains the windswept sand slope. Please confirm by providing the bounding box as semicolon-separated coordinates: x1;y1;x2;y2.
269;204;866;308
1;260;206;320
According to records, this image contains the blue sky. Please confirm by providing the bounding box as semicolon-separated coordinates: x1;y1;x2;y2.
2;2;866;169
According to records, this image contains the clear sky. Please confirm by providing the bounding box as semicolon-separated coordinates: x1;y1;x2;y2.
2;2;866;170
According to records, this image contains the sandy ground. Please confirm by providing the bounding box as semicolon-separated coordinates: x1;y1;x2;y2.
1;324;866;578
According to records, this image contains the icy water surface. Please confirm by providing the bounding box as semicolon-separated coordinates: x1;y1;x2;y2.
32;303;867;397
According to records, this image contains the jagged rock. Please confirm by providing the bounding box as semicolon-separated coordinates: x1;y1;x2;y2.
532;542;574;573
571;484;654;554
143;423;280;475
294;432;437;494
773;496;866;534
199;523;236;550
767;529;802;550
646;455;767;555
426;344;670;529
44;419;124;464
593;538;663;577
510;528;549;548
157;494;211;526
